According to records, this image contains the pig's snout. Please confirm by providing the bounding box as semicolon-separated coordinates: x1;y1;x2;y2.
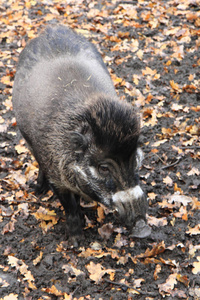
112;185;151;238
129;219;151;238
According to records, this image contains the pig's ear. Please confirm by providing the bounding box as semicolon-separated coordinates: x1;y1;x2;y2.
70;132;88;152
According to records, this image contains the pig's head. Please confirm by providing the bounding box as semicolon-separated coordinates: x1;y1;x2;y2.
63;96;151;238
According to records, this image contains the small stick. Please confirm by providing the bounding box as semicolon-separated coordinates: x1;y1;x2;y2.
162;158;181;169
153;153;166;165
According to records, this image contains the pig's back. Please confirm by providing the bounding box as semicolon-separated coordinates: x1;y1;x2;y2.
12;26;116;139
13;25;116;101
16;26;108;74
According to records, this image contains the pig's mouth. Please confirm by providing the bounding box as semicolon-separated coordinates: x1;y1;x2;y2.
112;185;151;238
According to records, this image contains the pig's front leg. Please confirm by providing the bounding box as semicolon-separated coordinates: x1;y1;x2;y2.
53;188;84;246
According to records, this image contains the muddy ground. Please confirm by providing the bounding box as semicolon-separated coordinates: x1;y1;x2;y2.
0;0;200;299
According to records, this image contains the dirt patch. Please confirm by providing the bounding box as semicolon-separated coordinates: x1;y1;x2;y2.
0;0;200;299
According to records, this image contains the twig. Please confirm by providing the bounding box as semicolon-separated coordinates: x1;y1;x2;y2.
162;158;181;169
180;146;200;149
153;153;166;165
104;279;158;296
72;286;80;296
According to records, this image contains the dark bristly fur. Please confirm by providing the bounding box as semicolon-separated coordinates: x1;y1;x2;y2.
12;25;150;245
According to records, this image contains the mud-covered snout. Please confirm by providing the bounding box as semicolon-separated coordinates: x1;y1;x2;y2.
112;185;151;238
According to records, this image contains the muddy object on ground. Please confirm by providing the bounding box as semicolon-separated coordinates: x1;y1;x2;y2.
12;25;151;245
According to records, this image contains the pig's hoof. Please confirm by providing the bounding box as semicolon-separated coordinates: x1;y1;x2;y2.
129;219;151;238
65;234;84;248
68;236;80;248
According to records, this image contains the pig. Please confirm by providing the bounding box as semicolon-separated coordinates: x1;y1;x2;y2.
12;25;151;245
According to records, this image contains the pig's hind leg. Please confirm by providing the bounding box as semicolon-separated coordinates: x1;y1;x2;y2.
53;188;84;246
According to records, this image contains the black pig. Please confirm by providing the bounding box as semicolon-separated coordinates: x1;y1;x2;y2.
12;26;151;245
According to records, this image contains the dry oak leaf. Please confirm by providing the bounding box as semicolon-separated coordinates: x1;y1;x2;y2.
41;285;63;296
1;75;13;86
192;256;200;274
0;277;9;288
171;103;183;112
78;247;110;259
0;294;18;300
167;194;192;206
113;233;128;248
192;197;200;210
7;256;36;289
176;274;190;287
33;207;58;233
137;241;165;259
148;192;157;200
188;124;200;135
131;88;145;107
25;163;38;182
33;251;43;266
62;264;85;277
186;224;200;236
142;67;157;76
173;206;188;221
148;216;167;227
98;223;113;240
158;273;178;296
143;108;158;127
15;144;29;155
136;49;143;60
154;264;161;280
97;206;105;223
1;219;16;235
174;183;182;193
163;175;173;187
86;261;115;284
6;170;27;187
151;139;168;147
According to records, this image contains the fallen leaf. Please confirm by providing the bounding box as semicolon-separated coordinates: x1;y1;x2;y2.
15;144;29;154
1;219;16;234
33;207;58;233
134;278;145;287
142;67;157;76
137;241;165;259
86;261;115;284
33;251;43;266
97;206;105;223
192;257;200;274
148;216;168;227
113;233;128;248
1;75;13;86
136;49;143;60
154;264;161;280
98;223;113;240
186;224;200;236
158;273;178;296
62;264;85;277
152;139;168;147
176;274;190;286
147;192;157;200
8;256;36;289
163;176;173;186
192;197;200;210
41;285;63;296
173;206;188;221
167;194;192;206
171;103;183;111
0;294;18;300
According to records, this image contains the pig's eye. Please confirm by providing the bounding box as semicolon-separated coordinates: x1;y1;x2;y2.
98;164;110;176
